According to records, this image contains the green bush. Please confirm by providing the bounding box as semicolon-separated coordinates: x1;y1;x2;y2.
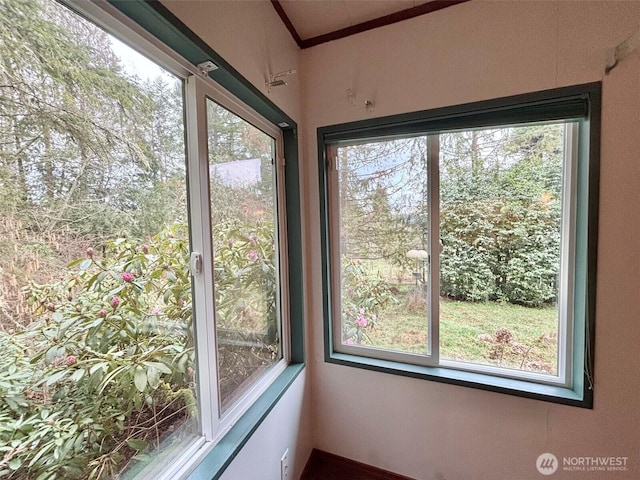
341;258;397;345
440;197;560;307
212;219;278;337
0;224;195;479
0;219;277;479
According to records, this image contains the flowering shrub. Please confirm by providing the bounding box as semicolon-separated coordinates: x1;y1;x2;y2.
212;219;278;336
0;224;194;479
341;257;396;345
343;307;379;345
0;219;277;479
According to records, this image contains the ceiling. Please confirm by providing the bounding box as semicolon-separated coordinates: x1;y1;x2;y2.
272;0;469;49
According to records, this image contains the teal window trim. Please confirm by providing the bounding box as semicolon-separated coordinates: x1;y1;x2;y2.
104;1;305;478
318;83;600;408
187;364;305;480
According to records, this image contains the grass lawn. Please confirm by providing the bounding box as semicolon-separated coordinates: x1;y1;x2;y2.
365;297;558;375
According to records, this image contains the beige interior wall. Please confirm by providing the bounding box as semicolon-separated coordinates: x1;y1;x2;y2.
162;0;301;120
301;1;640;479
218;369;310;480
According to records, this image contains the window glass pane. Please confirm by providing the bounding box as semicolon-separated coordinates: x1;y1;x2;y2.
336;139;430;355
0;0;197;478
439;124;565;375
206;100;281;413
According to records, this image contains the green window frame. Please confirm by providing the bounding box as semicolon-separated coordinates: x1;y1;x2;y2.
318;83;600;408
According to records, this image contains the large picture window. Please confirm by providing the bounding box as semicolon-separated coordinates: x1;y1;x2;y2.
319;84;599;406
0;0;295;478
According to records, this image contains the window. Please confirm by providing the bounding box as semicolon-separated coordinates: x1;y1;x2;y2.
206;98;285;414
186;76;290;454
319;84;599;407
0;0;302;478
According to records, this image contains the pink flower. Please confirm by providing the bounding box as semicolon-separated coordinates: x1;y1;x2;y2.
151;307;162;315
227;239;234;248
141;244;149;254
248;250;259;262
86;247;94;258
359;308;365;315
122;272;134;283
65;355;77;366
356;315;368;328
344;339;355;345
110;296;121;308
98;309;107;318
46;302;56;312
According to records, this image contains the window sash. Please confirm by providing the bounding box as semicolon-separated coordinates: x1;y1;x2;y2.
329;121;580;387
427;134;440;363
186;74;289;444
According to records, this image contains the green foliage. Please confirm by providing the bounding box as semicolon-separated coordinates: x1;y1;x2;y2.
0;0;189;330
207;101;272;167
341;258;397;345
437;125;564;307
338;139;427;270
0;217;278;479
0;225;195;479
213;219;278;339
0;0;189;239
338;125;565;308
440;197;560;307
